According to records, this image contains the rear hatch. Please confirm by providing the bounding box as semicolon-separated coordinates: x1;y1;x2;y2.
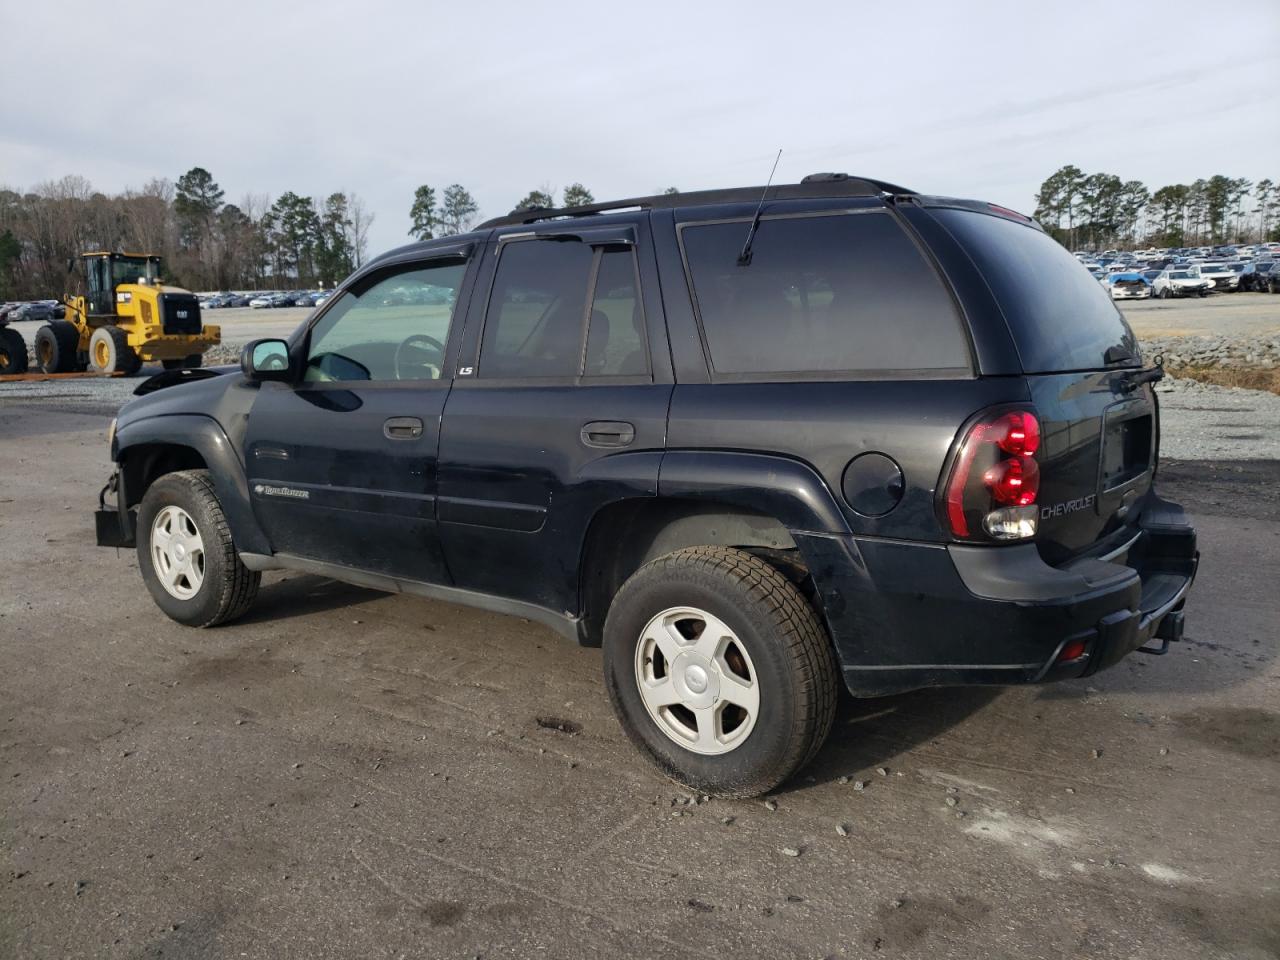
929;207;1156;565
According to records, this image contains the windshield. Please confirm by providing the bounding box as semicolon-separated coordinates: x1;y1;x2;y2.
1170;272;1190;279
111;256;160;286
929;208;1137;372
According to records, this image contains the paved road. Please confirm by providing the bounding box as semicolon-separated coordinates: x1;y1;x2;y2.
1;403;1277;959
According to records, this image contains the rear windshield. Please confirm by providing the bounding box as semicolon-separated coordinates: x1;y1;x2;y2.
931;208;1138;372
680;211;970;377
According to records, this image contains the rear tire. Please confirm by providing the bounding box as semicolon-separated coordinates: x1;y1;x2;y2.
0;327;28;374
33;320;79;373
136;469;260;628
603;546;838;798
88;326;142;375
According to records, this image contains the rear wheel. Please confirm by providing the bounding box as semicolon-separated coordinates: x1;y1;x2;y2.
136;469;260;627
603;546;838;798
0;327;28;374
33;320;79;373
88;326;142;375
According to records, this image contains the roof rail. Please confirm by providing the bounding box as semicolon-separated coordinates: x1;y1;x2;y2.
476;174;916;229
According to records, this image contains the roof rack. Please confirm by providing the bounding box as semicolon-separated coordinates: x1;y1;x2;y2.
476;174;916;229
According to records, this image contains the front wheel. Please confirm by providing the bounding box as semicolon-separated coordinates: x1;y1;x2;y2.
136;469;260;627
603;546;838;798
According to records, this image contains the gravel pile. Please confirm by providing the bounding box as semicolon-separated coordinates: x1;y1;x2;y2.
1140;335;1280;370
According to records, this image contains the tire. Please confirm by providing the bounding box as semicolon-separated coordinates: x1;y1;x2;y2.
1198;289;1207;298
88;326;142;375
183;354;203;369
162;359;184;371
603;546;838;798
0;327;28;374
136;469;260;627
33;320;79;373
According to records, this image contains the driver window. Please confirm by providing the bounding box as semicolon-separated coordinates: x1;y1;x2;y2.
304;261;465;382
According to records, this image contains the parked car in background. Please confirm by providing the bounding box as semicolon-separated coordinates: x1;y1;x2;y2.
1240;261;1277;292
1103;272;1151;300
12;300;58;322
248;294;276;308
1198;263;1240;292
1152;268;1211;298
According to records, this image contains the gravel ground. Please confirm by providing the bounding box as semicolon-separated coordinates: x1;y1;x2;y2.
1156;377;1280;460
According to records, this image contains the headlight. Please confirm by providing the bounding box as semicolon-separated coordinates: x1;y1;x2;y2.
106;418;117;447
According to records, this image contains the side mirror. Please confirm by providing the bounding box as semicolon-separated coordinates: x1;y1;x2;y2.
241;338;292;382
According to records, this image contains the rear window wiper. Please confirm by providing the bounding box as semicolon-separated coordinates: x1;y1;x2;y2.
1104;345;1139;365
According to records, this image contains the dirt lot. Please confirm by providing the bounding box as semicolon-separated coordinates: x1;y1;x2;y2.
1;399;1278;960
1119;291;1280;339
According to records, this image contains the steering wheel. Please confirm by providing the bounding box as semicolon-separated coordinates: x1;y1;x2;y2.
394;334;445;380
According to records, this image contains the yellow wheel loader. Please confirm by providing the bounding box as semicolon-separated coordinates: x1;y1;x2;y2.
32;252;221;375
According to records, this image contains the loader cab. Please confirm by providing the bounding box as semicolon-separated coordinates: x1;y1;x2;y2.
82;252;162;315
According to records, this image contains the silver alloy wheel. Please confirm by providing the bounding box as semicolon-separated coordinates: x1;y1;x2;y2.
150;505;206;600
635;606;760;756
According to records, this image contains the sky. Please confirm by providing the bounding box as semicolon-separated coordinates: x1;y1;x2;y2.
2;0;1277;256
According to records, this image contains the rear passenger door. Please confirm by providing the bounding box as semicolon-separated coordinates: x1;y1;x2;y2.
436;218;673;617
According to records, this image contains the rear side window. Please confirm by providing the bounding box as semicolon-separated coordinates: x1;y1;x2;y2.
680;211;969;376
480;240;594;378
479;240;649;379
931;208;1138;372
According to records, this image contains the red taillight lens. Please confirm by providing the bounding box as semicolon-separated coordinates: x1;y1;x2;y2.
942;409;1042;539
991;411;1040;457
983;455;1039;506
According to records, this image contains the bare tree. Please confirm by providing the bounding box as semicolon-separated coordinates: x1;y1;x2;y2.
347;191;375;267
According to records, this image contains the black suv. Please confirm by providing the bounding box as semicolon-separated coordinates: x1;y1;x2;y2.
96;175;1198;796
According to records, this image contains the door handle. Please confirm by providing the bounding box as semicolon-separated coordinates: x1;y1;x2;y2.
581;420;635;448
384;416;424;440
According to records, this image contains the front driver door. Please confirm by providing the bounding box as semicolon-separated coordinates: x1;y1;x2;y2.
243;251;474;584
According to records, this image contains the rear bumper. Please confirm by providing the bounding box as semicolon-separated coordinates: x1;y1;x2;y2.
797;494;1198;697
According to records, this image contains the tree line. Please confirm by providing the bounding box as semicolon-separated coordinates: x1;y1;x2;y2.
406;182;681;240
0;168;374;300
1035;165;1278;250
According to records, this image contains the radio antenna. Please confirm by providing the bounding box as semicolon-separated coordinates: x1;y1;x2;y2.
737;149;782;266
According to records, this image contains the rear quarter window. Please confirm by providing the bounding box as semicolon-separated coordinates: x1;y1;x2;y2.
679;210;970;377
930;208;1138;373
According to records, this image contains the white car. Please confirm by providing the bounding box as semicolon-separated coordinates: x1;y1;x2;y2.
1103;272;1152;299
1199;263;1240;291
248;294;275;309
1152;268;1211;299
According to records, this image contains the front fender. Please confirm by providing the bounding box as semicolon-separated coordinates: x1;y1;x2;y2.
115;414;271;555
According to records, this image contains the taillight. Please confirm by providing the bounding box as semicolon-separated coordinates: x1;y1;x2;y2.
943;409;1042;541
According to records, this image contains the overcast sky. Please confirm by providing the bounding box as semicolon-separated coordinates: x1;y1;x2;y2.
2;0;1277;256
